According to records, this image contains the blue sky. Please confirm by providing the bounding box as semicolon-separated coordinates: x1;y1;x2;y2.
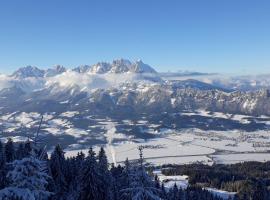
0;0;270;74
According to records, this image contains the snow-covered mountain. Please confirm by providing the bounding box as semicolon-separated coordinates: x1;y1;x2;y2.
3;59;270;93
10;59;158;79
45;65;66;77
2;59;270;151
11;65;45;78
0;59;161;92
72;59;157;74
1;59;270;118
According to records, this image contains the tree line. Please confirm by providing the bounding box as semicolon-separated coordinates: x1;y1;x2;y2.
161;162;270;200
0;138;229;200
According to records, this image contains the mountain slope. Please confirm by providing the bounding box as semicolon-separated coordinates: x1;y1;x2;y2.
1;60;270;151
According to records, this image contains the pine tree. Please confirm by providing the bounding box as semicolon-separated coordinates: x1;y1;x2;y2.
98;147;109;171
49;144;68;199
24;140;32;157
65;152;86;200
178;188;185;200
4;138;15;163
160;183;167;200
252;180;267;200
16;143;24;160
168;183;180;200
123;158;132;187
0;141;5;167
98;147;112;200
0;141;7;189
79;147;102;200
65;157;80;200
121;146;160;200
120;158;133;200
111;164;124;200
76;151;85;170
75;151;85;181
0;156;52;200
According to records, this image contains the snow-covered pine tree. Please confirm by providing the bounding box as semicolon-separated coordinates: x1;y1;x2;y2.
4;138;15;163
160;183;167;199
49;144;68;199
65;157;79;200
79;147;102;200
119;158;134;200
121;146;161;200
98;147;113;200
168;183;180;200
73;152;85;183
98;147;109;171
76;151;85;170
178;188;185;200
65;152;86;200
111;164;124;200
123;158;132;187
0;141;5;166
0;156;52;200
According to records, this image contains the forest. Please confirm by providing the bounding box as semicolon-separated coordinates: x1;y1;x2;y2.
0;138;268;200
161;161;270;200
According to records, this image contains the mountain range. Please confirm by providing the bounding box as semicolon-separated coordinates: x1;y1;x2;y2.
1;59;270;149
0;59;270;116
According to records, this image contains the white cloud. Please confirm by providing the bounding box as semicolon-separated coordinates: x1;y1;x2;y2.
0;74;13;90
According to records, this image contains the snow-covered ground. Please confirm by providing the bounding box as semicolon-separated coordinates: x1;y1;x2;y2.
211;153;270;164
64;127;270;165
205;188;236;200
152;169;236;200
1;111;270;166
0;136;31;143
153;169;189;190
181;110;254;124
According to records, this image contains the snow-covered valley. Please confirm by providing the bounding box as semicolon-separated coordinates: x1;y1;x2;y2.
1;110;270;166
1;59;270;167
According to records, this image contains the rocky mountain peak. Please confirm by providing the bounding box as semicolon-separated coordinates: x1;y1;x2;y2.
11;65;45;78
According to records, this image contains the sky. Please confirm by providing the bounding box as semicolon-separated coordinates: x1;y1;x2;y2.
0;0;270;74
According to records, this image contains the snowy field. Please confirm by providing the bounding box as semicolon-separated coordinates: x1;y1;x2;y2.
1;111;270;166
152;169;236;200
205;188;236;200
64;124;270;166
153;169;189;190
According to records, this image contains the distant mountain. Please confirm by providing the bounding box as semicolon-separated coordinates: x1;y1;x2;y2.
11;65;67;78
11;66;45;78
2;60;270;150
10;59;158;78
72;65;92;73
0;59;162;92
1;59;270;118
45;65;66;77
170;79;232;92
159;71;214;77
73;59;158;74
